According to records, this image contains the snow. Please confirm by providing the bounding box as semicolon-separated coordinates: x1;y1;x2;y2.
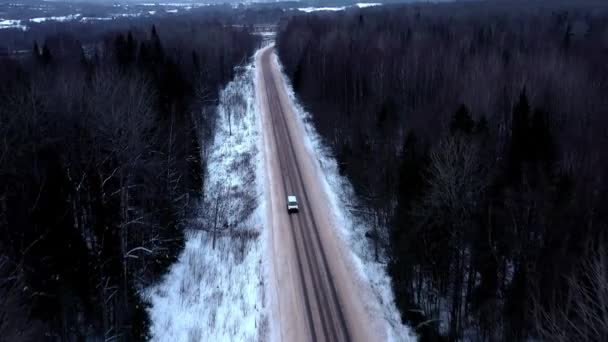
117;13;141;17
272;52;416;341
0;19;26;30
145;58;268;342
141;2;205;6
256;31;276;37
297;6;347;13
356;3;382;8
0;13;144;29
29;13;141;23
297;3;382;12
80;17;113;22
255;31;276;49
0;3;204;30
29;14;81;23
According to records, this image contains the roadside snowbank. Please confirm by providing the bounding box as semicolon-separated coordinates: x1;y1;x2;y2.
145;59;268;342
272;52;416;342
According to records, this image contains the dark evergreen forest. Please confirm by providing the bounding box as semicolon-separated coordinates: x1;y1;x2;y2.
0;18;258;341
277;1;608;340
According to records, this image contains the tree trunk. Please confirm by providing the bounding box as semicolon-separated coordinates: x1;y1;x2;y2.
212;195;220;250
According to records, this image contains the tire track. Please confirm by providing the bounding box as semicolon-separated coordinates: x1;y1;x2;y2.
263;65;340;342
262;48;352;342
269;62;338;341
260;53;318;341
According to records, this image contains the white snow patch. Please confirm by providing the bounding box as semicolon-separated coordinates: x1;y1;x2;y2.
110;13;144;18
80;17;113;22
145;60;268;342
29;14;81;23
296;3;382;12
3;12;150;29
356;3;382;8
141;2;204;6
297;6;346;13
256;31;276;37
272;51;416;342
0;19;26;30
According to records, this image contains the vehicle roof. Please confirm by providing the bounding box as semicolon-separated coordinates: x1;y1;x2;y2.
287;195;297;201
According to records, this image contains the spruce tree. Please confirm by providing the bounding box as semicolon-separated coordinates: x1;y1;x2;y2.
509;87;531;179
32;41;40;62
450;104;475;134
41;43;52;65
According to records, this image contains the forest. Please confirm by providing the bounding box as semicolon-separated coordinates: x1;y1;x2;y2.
0;16;258;341
277;1;608;341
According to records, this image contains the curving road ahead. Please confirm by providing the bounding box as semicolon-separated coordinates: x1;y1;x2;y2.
257;46;380;342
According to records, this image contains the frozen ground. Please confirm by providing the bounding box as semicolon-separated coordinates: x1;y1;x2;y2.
273;53;415;341
145;58;268;342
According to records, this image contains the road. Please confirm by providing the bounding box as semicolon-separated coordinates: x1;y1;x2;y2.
256;46;382;342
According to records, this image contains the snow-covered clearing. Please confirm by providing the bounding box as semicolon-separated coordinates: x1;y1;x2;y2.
140;2;206;6
145;56;268;342
296;3;382;13
273;53;416;341
356;3;382;8
297;6;347;13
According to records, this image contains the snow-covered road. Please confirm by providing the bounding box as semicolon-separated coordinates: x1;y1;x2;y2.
257;45;415;341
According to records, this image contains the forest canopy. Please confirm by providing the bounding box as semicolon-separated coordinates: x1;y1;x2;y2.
277;1;608;340
0;16;259;341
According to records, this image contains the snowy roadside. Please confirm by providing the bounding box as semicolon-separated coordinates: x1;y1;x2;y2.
145;56;268;342
272;52;416;342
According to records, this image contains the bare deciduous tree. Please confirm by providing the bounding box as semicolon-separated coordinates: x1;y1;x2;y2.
534;241;608;342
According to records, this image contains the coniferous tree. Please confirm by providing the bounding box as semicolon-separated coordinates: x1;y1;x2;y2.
41;43;52;64
450;104;475;134
530;108;554;167
509;88;531;180
126;31;136;65
32;41;40;62
114;33;128;66
151;25;164;63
